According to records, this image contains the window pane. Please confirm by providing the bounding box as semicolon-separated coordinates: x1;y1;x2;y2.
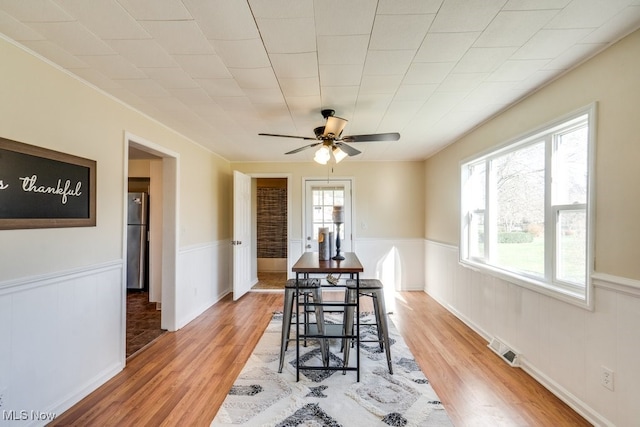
493;142;545;277
467;162;486;258
554;126;588;205
311;187;344;238
557;209;586;285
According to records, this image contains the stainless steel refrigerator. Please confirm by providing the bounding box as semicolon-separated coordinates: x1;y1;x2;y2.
127;192;149;290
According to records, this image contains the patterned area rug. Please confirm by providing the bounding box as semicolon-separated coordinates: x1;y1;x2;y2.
211;312;452;426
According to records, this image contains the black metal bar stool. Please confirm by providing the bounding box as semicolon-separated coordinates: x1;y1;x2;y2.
278;278;327;373
343;279;393;374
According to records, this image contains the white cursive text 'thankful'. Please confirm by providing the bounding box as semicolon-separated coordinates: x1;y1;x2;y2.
18;174;82;204
0;180;8;190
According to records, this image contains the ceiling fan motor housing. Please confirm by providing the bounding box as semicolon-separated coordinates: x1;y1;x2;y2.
321;109;335;119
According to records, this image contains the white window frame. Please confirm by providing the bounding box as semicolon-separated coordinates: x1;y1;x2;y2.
459;104;596;309
303;178;353;253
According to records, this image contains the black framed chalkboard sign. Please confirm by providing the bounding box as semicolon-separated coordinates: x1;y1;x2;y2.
0;137;96;229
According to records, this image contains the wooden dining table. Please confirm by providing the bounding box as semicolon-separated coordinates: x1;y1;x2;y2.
291;251;364;381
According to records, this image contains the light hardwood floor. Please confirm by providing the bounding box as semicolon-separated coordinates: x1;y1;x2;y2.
51;291;590;426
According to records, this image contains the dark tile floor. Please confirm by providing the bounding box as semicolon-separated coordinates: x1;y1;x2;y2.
126;290;164;358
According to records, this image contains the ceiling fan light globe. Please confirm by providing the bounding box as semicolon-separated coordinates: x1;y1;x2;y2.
333;147;348;163
314;146;331;164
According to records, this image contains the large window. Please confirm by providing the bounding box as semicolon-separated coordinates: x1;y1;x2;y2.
460;107;594;304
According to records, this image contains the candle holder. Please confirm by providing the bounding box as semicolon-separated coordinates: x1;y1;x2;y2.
332;222;345;260
332;205;345;261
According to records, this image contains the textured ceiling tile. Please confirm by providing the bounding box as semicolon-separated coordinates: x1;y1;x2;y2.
256;17;315;53
117;0;193;20
465;81;520;103
229;67;279;89
487;59;551;82
581;6;640;44
394;83;438;101
317;35;369;65
315;0;377;36
279;77;320;97
546;0;632;29
403;62;456;85
269;52;318;78
437;72;488;93
212;39;270;68
415;32;479;63
319;64;363;86
363;50;415;75
114;78;171;98
21;39;89;68
541;42;606;70
286;95;321;114
503;0;571;10
69;67;122;89
78;54;145;79
0;0;73;22
359;74;403;94
243;87;286;104
321;86;359;109
142;67;198;88
184;0;258;40
370;14;435;50
168;87;212;105
474;10;560;47
453;47;517;73
512;28;593;60
380;99;425;131
0;10;46;40
248;0;313;19
55;0;149;40
430;0;505;32
197;78;244;97
172;54;231;79
377;0;444;14
141;20;214;55
28;21;114;55
108;39;178;67
1;0;638;162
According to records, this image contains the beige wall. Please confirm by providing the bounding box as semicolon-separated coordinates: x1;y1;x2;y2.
0;37;231;280
425;28;640;281
233;160;425;240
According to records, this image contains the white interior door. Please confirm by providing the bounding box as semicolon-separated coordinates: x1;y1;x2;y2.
304;179;352;253
233;171;253;300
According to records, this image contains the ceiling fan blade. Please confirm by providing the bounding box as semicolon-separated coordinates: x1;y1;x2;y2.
341;132;400;143
259;133;316;141
285;142;321;155
323;116;348;138
334;142;361;156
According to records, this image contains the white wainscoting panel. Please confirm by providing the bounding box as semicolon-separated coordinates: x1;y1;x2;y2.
353;238;424;291
0;261;124;422
424;239;640;426
176;240;231;329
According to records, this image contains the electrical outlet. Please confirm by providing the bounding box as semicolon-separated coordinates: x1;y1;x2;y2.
601;366;614;391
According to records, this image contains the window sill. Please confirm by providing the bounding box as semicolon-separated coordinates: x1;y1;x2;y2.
459;259;592;310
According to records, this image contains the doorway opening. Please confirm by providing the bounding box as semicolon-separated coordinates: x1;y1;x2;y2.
232;171;291;297
125;176;162;357
253;178;288;290
124;133;179;360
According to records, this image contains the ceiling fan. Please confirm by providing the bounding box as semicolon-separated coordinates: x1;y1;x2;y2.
259;109;400;164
